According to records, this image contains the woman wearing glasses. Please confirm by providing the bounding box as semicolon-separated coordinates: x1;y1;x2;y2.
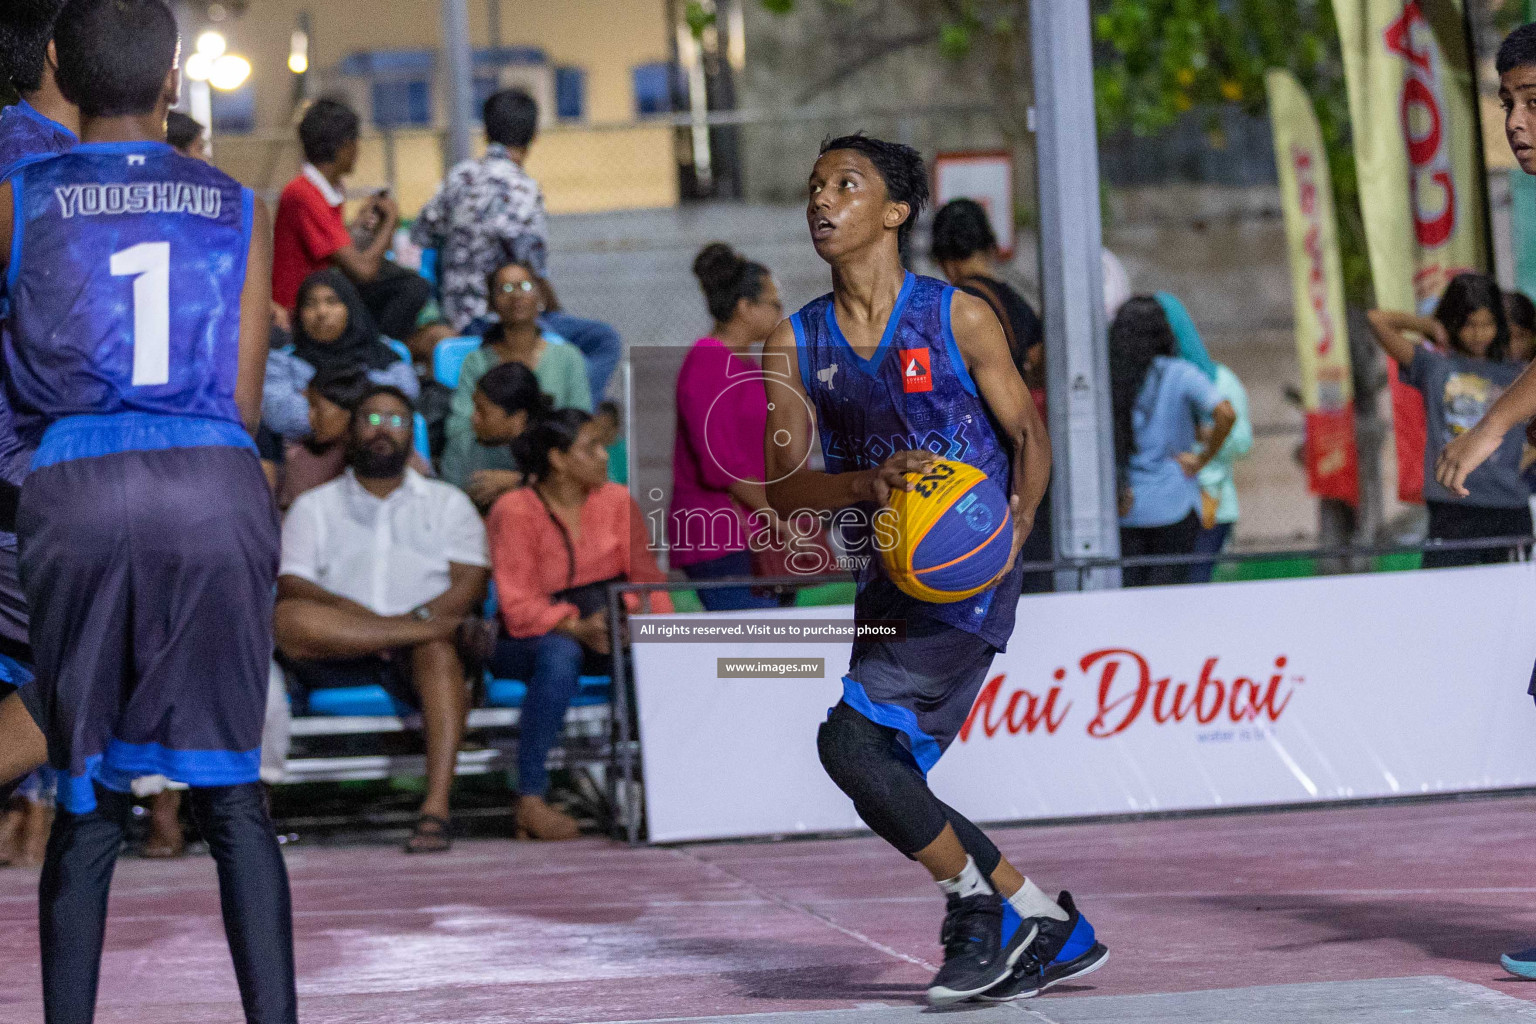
442;261;593;505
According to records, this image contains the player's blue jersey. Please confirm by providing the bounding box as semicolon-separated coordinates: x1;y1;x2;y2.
791;272;1023;649
3;141;254;467
0;100;75;175
0;101;76;490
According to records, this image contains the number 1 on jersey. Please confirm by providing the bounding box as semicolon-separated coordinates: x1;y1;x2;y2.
110;241;170;386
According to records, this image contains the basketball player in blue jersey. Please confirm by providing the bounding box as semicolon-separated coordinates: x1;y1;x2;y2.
0;1;296;1021
763;136;1107;1005
0;0;76;802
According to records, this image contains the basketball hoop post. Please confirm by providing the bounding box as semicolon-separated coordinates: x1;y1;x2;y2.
1031;0;1122;589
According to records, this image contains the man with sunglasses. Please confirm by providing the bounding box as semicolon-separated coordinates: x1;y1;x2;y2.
274;385;489;853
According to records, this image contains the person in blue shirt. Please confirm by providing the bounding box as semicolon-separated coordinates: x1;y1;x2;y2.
1109;296;1237;588
0;1;296;1020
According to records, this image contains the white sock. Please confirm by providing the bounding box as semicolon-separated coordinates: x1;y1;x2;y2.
936;856;993;899
1008;878;1068;921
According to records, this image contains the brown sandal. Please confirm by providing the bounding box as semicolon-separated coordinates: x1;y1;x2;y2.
404;813;453;854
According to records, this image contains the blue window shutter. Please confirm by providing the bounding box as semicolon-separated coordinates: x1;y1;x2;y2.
474;75;500;115
555;67;585;121
209;85;255;134
632;62;674;117
372;78;432;127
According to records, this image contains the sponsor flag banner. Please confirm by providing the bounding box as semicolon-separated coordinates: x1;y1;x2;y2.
1267;69;1359;504
1334;0;1490;502
634;565;1536;842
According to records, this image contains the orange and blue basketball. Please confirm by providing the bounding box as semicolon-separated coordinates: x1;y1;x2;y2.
879;459;1012;604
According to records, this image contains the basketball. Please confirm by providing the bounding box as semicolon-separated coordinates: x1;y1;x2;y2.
879;459;1013;604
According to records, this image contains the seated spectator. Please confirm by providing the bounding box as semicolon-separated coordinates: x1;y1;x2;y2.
273;98;452;360
165;109;207;160
410;88;622;398
1110;297;1236;587
486;409;673;839
264;268;419;441
447;361;550;511
594;400;627;484
279;365;431;507
275;387;490;853
669;243;785;610
443;261;591;487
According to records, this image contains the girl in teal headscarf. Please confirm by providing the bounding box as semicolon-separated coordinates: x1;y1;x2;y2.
1154;292;1252;582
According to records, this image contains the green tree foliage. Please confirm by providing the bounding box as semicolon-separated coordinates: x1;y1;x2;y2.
759;0;1370;301
1093;0;1370;302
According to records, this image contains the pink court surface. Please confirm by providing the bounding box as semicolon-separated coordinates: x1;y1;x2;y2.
6;795;1536;1022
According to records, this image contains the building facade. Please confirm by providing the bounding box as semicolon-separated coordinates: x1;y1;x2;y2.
196;0;679;213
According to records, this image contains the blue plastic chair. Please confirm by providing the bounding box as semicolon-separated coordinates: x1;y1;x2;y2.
413;412;430;462
306;685;413;717
419;248;439;290
482;674;611;709
433;336;480;389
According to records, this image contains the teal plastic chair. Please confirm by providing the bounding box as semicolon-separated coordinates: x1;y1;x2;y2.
413;412;430;461
433;336;480;389
306;685;412;717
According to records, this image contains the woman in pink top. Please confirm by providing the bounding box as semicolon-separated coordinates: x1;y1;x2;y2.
669;243;785;610
486;408;672;839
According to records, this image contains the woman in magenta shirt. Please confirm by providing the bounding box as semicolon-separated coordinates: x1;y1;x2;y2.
670;243;785;610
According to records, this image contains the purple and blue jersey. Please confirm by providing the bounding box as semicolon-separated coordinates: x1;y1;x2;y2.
3;140;254;468
0;100;76;491
790;272;1023;649
0;99;75;173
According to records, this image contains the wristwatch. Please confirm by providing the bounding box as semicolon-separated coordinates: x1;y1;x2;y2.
410;604;434;622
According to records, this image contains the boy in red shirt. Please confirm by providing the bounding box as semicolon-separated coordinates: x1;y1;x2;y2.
272;98;449;357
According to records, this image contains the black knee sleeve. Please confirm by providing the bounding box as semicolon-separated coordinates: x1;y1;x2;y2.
817;701;949;857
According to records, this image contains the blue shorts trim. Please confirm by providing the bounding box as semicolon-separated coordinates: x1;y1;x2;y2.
0;651;33;688
58;741;261;813
839;675;945;775
33;412;255;470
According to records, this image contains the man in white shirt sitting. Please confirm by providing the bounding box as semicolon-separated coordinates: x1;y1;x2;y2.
276;386;489;854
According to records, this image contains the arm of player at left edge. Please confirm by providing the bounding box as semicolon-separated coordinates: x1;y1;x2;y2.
235;196;274;434
0;182;20;532
949;290;1051;574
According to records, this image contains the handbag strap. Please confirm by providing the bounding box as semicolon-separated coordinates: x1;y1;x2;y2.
532;485;577;588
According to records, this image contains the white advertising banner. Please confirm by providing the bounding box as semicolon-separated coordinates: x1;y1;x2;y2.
634;564;1536;843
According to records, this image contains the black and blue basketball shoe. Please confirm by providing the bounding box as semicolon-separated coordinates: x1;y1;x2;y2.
1502;946;1536;979
926;891;1038;1006
977;891;1108;1001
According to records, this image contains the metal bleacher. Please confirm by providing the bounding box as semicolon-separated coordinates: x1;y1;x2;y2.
283;700;612;785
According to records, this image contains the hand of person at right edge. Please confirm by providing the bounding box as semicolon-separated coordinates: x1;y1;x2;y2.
855;450;939;507
1436;424;1506;498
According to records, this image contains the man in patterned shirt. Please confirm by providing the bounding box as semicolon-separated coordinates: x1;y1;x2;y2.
410;88;622;399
